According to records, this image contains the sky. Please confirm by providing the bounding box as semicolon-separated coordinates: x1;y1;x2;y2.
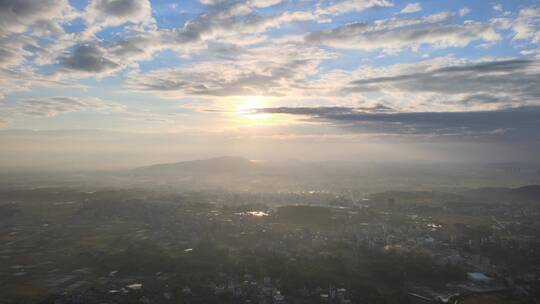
1;0;540;169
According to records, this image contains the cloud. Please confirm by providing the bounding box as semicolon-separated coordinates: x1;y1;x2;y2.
0;67;87;100
2;0;316;81
344;59;540;110
305;12;500;52
49;1;317;79
84;0;154;35
8;96;125;117
52;28;199;79
0;0;76;74
57;44;121;76
200;0;283;10
255;105;540;140
512;7;540;43
458;7;470;17
125;43;332;97
0;0;75;36
124;52;540;115
316;0;393;16
521;48;540;60
0;0;537;136
13;0;157;77
0;35;36;68
106;31;174;64
400;2;422;14
257;104;394;116
177;9;316;43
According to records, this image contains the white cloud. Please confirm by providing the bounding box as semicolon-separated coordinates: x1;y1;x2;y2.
0;0;77;72
7;96;126;117
0;0;75;36
82;0;155;39
201;0;283;9
316;0;393;16
124;43;333;98
520;48;540;59
343;57;540;112
400;2;422;14
306;13;500;53
512;7;540;44
459;7;470;17
84;0;154;28
0;66;86;100
0;36;36;68
47;1;318;79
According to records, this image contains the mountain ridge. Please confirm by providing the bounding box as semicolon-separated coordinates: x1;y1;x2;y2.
132;156;257;176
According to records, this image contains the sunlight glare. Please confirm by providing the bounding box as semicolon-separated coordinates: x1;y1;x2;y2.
235;96;274;124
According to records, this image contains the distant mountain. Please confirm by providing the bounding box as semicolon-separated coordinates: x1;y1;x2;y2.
99;157;540;193
132;156;258;176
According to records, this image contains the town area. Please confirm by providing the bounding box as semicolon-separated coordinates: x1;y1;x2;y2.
1;186;539;303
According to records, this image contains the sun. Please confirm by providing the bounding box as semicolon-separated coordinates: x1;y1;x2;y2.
235;96;273;124
226;95;291;128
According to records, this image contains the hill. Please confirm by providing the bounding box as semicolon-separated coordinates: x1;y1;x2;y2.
132;156;257;176
464;185;540;203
